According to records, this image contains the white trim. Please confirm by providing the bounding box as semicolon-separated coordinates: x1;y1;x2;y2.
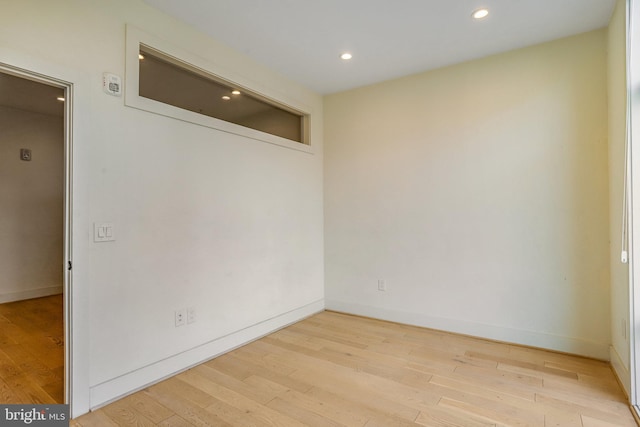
630;0;640;409
0;286;63;304
612;345;632;396
326;300;610;360
0;47;91;419
89;299;325;409
124;25;313;154
0;62;76;411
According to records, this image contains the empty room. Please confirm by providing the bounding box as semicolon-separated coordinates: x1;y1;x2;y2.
1;0;639;425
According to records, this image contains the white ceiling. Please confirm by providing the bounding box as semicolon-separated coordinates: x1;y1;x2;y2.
143;0;617;94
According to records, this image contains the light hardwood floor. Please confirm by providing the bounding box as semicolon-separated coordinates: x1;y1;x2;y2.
0;294;64;404
72;311;637;426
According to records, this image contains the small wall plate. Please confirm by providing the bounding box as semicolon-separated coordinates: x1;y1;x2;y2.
94;222;115;242
103;73;122;96
20;148;31;161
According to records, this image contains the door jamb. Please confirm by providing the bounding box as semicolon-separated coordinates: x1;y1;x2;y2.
0;63;74;409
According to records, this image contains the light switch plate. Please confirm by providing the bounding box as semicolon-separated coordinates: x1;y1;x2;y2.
94;222;115;242
20;148;32;161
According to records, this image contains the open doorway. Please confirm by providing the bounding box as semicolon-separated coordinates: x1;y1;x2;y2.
0;69;69;404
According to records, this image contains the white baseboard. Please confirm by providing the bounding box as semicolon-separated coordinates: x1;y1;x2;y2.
325;300;610;360
0;286;63;303
610;345;631;397
89;299;325;409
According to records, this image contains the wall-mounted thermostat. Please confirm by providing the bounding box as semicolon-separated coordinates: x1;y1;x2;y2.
103;73;122;96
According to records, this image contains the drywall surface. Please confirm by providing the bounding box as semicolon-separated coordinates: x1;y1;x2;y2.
607;0;630;393
0;106;63;302
324;30;610;359
0;0;323;415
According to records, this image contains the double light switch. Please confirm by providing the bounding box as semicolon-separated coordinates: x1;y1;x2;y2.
94;222;115;242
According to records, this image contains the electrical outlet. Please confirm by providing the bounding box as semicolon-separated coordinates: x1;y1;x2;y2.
175;309;186;327
377;279;387;291
187;307;196;324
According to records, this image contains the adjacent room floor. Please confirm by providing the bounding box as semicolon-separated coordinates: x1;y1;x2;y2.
0;294;64;404
72;311;637;426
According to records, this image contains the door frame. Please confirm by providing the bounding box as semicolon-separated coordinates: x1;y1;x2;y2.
0;63;74;407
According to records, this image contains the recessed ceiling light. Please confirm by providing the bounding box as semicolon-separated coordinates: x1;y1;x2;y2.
221;95;231;100
340;53;353;60
138;53;145;60
472;8;489;19
231;90;241;95
56;97;65;102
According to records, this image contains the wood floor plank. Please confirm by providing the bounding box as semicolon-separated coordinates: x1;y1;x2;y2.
0;375;23;403
231;344;298;376
17;358;61;388
72;311;637;426
276;344;442;411
415;406;496;427
544;410;583;427
429;374;536;406
41;381;64;405
182;368;308;426
156;415;193;427
119;391;175;424
0;348;24;380
268;328;325;351
266;396;344;427
288;321;374;349
304;384;422;427
71;409;120;426
408;346;498;372
544;358;611;376
311;341;435;387
225;350;314;393
438;396;535;427
0;295;64;404
102;398;158;427
472;351;579;380
542;371;624;399
142;383;234;426
191;363;279;405
243;374;290;397
535;392;636;425
3;372;57;404
276;387;370;426
428;377;545;426
202;398;267;427
540;379;630;412
283;360;421;421
150;377;218;408
582;414;636;427
449;365;540;400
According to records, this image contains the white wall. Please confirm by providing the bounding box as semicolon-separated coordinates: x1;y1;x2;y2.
0;0;323;416
324;30;611;359
0;106;63;302
607;0;631;394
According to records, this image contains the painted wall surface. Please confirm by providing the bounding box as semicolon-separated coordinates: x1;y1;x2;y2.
0;106;63;302
607;0;630;393
0;0;323;415
324;30;611;359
